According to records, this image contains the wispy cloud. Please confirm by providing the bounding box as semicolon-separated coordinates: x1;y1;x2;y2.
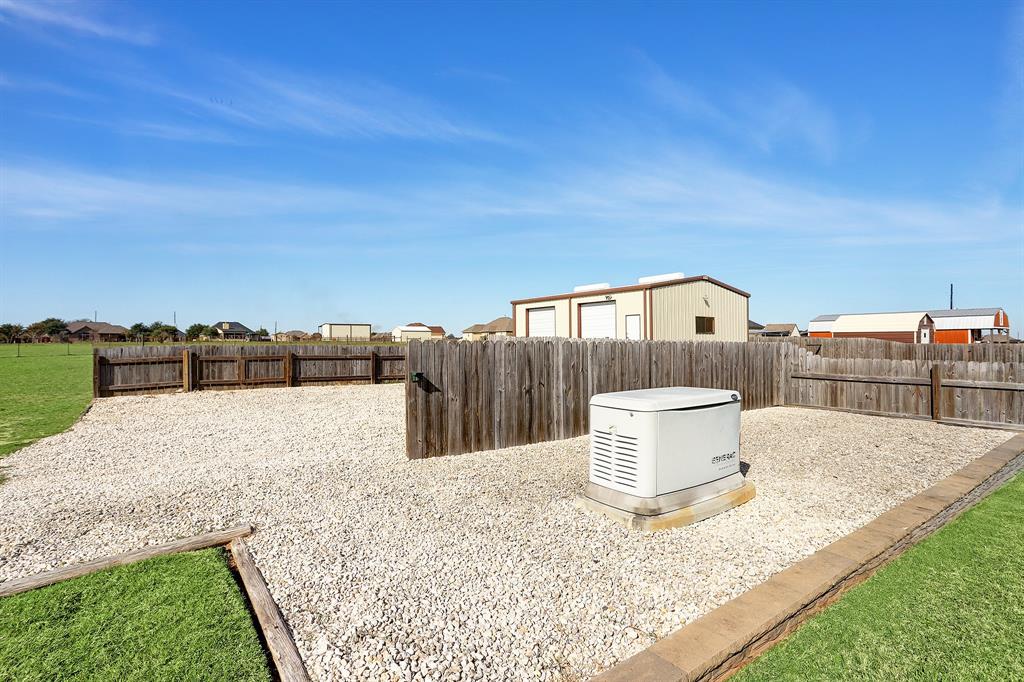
0;73;95;98
127;63;507;143
34;111;241;144
115;120;241;144
439;67;512;84
4;149;1018;250
0;163;379;223
639;55;839;161
0;0;156;45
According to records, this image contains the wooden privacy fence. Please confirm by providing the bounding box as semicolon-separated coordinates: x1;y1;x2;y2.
788;355;1024;427
406;338;1024;459
94;345;405;397
405;338;793;459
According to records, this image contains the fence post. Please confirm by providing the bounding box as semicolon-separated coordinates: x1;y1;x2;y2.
237;355;245;387
369;350;378;384
930;364;942;421
92;348;101;398
285;351;295;387
182;349;192;392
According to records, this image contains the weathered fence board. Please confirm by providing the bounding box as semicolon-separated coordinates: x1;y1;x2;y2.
405;338;789;459
95;345;405;396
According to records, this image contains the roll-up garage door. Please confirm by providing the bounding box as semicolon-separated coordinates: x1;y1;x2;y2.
527;307;556;336
580;301;616;338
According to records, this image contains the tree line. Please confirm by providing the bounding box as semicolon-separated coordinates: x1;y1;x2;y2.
0;319;269;343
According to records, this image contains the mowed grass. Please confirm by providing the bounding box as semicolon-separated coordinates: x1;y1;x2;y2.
0;548;272;682
0;344;93;457
735;473;1024;681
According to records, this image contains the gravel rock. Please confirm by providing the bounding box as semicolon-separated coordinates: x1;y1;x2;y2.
0;385;1012;680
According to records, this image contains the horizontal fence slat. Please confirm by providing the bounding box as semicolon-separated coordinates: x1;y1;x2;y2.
791;372;931;386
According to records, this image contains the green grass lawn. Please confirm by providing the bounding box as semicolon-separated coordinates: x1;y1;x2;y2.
735;473;1024;681
0;548;272;681
0;344;93;457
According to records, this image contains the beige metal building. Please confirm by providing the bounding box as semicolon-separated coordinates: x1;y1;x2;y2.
510;274;749;342
318;323;372;341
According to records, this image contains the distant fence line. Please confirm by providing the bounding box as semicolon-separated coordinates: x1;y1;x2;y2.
406;338;1024;459
754;336;1024;363
94;344;405;397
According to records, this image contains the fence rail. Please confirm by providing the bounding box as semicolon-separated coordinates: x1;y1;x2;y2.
94;344;405;396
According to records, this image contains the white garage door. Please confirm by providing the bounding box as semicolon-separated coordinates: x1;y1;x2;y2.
527;307;556;337
580;302;616;338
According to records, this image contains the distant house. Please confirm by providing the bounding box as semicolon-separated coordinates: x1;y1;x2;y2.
318;323;372;341
154;327;186;342
758;323;801;338
391;324;433;342
391;322;445;342
410;322;445;337
67;321;130;343
748;320;764;332
210;321;254;340
980;333;1018;344
462;316;514;341
273;330;309;342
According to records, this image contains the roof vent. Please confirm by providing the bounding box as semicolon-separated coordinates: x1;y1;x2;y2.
638;272;685;285
574;282;611;293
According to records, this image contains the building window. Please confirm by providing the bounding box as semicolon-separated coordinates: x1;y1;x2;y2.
696;316;715;334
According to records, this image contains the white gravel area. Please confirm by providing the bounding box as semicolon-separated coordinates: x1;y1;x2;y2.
0;384;1012;681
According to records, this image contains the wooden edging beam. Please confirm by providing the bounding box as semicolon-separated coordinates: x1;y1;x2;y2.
230;539;311;682
593;433;1024;682
0;524;253;598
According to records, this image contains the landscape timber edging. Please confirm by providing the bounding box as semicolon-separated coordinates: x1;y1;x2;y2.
0;524;312;682
0;524;253;597
592;432;1024;682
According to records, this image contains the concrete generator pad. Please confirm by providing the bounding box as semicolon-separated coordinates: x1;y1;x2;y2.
579;480;756;531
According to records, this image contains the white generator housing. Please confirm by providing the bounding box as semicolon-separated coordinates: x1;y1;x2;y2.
582;387;753;529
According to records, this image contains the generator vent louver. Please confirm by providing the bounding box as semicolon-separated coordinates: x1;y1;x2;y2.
591;429;639;489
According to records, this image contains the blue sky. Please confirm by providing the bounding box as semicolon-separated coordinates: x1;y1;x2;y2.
1;0;1022;336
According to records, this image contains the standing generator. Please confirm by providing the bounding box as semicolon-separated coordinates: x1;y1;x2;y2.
580;387;755;530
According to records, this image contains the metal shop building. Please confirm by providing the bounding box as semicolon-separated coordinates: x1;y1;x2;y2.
510;273;749;342
318;323;372;341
